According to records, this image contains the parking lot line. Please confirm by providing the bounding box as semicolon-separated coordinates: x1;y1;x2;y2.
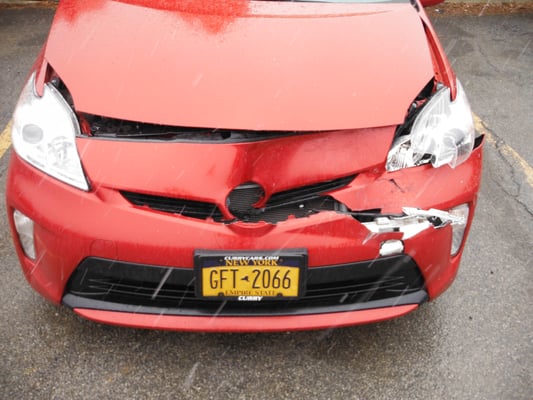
473;114;533;188
0;121;12;159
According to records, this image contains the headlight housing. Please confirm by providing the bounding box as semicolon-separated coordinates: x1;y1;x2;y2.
386;80;475;171
11;73;89;191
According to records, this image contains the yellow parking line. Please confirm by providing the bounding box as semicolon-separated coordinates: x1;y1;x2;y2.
473;114;533;188
0;120;12;159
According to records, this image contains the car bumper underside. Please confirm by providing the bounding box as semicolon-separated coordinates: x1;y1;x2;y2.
73;304;420;332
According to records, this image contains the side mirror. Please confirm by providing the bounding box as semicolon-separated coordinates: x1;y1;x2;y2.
419;0;445;6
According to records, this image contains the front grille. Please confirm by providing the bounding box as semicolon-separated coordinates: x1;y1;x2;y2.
267;175;354;206
121;191;224;221
63;256;427;316
120;175;355;223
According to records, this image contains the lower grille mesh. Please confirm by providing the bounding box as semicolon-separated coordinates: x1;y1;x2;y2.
64;256;426;316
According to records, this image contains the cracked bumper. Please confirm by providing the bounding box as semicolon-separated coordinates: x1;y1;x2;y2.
6;141;482;331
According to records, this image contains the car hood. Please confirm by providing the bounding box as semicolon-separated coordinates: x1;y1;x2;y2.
43;0;433;131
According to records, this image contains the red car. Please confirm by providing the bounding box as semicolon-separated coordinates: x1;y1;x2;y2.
6;0;483;332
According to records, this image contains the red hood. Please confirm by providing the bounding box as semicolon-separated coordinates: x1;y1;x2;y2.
44;0;433;131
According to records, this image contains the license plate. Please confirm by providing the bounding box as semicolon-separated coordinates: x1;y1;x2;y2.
195;250;307;300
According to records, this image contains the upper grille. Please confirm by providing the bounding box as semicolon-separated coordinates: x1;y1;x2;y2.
63;256;427;317
120;175;355;223
267;175;354;207
121;192;224;221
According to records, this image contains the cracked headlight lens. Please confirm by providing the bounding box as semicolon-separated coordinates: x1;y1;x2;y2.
11;73;89;191
386;80;475;171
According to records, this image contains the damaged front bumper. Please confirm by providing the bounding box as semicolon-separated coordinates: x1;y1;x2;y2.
6;135;483;331
364;203;470;256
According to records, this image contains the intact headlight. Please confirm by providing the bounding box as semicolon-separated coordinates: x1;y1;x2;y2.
386;80;475;171
11;73;89;191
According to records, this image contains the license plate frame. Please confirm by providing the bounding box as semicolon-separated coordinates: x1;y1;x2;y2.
194;249;307;300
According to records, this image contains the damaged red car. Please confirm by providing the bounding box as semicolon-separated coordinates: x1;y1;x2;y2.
6;0;483;332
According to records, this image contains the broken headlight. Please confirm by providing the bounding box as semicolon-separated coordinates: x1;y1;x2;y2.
11;73;89;191
386;80;475;171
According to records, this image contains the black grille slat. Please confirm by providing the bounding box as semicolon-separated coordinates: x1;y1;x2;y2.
84;279;195;299
64;256;426;316
120;175;354;223
304;276;413;297
121;191;224;221
267;175;355;207
241;196;339;223
82;279;414;301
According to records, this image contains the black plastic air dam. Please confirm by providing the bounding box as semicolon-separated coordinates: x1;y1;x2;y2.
63;255;428;317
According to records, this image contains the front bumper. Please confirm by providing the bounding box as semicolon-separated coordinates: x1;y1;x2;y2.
62;255;427;332
6;141;482;331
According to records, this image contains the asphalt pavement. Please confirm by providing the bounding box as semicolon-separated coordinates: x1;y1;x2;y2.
0;6;532;400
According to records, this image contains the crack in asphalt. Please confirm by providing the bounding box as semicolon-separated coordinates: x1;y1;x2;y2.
476;42;502;75
474;114;533;216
